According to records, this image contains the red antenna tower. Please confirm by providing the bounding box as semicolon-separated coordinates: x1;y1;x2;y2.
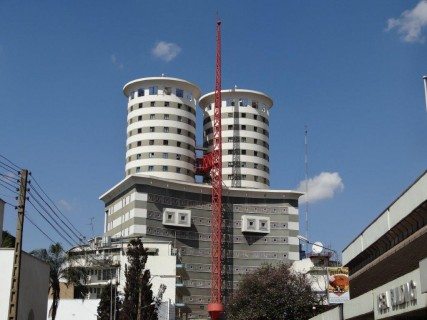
207;19;224;320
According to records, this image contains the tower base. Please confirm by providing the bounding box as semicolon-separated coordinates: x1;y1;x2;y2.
207;302;224;320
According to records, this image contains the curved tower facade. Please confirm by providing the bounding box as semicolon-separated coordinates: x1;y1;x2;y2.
123;77;201;182
199;89;273;189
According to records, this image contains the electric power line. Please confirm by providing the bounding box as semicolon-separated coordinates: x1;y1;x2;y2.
0;161;20;174
27;198;75;248
0;154;21;170
0;181;19;195
29;174;85;239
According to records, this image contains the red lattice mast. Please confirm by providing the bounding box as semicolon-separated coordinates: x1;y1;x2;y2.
207;20;224;320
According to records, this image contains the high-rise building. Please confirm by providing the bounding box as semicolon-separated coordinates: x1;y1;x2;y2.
99;76;302;319
124;77;201;182
199;89;273;189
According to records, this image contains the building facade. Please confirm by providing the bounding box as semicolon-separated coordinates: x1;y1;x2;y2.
123;77;201;182
310;170;427;320
0;249;50;320
100;175;301;319
199;89;273;189
98;76;302;319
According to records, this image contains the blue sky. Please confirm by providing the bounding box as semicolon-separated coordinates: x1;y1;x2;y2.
0;1;426;253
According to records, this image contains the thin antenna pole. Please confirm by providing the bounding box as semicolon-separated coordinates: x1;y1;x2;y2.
423;76;427;112
304;126;309;242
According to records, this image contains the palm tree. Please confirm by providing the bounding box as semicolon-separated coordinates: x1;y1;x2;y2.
31;243;87;320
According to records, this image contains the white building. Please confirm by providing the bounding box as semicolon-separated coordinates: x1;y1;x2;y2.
59;236;177;319
0;249;50;320
123;77;201;182
199;89;273;189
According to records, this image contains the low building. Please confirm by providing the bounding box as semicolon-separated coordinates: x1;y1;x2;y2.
310;170;427;320
0;248;50;320
55;236;177;319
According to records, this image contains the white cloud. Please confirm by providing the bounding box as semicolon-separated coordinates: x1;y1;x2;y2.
151;41;181;62
297;172;344;203
57;199;72;212
386;0;427;43
110;54;124;70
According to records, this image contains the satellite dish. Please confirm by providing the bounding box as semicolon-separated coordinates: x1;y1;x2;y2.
312;242;324;254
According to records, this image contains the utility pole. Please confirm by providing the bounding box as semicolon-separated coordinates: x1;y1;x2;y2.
8;169;29;320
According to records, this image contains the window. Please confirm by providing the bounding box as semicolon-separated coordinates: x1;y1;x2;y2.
164;87;172;95
254;176;258;182
137;154;142;160
176;88;184;97
241;150;246;155
176;167;181;173
149;140;154;145
177;103;182;109
137;88;144;97
136;167;141;173
252;101;258;108
241;113;246;118
228;125;233;130
148;166;154;171
138;116;142;121
149;86;158;95
187;105;191;112
166;212;174;221
239;99;244;106
226;99;234;107
177;141;181;147
228;137;233;142
164;101;169;107
162;153;168;159
254;163;258;169
241;137;246;142
254;127;258;132
150;101;155;107
164;114;169;120
176;154;181;160
137;128;142;133
186;92;193;101
150;114;155;119
163;140;168;145
139;103;142;109
164;127;169;133
149;152;154;158
254;151;258;156
177;129;182;134
241;162;247;167
228;112;233;117
228;150;233;155
248;219;256;230
130;106;133;112
162;166;168;172
150;127;155;132
129;91;135;100
254;138;258;144
177;116;182;122
228;162;233;167
228;175;233;179
137;141;142;146
253;115;258;120
241;125;246;130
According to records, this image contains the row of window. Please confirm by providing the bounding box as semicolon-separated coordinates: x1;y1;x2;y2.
227;174;269;184
204;125;269;137
128;139;195;151
128;126;196;140
129;113;196;127
226;161;270;173
205;99;269;113
129;165;194;176
127;152;195;164
128;86;193;101
203;112;269;125
203;136;270;149
129;101;196;116
225;148;270;160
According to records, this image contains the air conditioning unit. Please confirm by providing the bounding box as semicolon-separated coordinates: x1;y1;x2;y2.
162;208;191;228
241;215;270;234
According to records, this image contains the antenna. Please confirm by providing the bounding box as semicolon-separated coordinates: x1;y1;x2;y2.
304;126;309;241
88;217;95;237
423;76;427;112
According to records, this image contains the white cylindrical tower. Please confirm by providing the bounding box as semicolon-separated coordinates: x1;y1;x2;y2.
123;77;201;182
199;89;273;189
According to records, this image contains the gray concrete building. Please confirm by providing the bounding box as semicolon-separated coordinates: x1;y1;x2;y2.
100;76;302;319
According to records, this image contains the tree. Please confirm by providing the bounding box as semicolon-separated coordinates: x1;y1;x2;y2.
31;243;87;320
97;282;122;320
227;263;318;320
1;230;15;248
120;238;157;320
